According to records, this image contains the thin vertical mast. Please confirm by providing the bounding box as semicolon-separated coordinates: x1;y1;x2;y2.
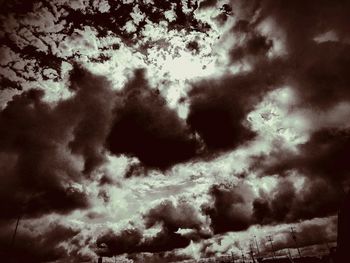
290;227;302;258
253;235;261;258
10;213;21;249
267;236;276;260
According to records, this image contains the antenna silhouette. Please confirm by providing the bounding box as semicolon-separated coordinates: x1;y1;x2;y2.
240;248;246;263
287;248;293;261
324;241;331;254
231;251;235;263
290;227;302;258
10;192;35;252
266;235;276;259
249;242;256;263
10;213;21;249
253;235;261;258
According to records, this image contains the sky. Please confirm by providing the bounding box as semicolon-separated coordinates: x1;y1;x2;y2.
0;0;350;262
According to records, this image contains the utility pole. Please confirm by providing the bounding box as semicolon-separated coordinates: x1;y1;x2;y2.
290;227;302;258
10;193;34;251
249;243;256;263
231;251;235;263
287;248;294;263
240;248;245;263
324;241;331;253
10;212;21;250
266;236;276;260
253;236;261;258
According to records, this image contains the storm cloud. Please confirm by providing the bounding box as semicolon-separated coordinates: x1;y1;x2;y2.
1;0;350;262
0;65;116;219
106;69;200;169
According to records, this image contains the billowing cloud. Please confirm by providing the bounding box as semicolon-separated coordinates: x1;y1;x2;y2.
0;215;96;263
1;0;349;262
252;176;342;225
106;69;200;169
203;181;254;234
257;129;350;184
187;58;284;153
0;65;117;219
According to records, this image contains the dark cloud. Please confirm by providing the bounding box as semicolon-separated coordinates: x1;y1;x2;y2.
124;162;147;178
255;128;350;188
230;32;273;63
1;0;350;260
0;0;38;16
198;0;217;9
144;199;202;230
137;228;191;254
256;0;350;47
254;179;296;224
0;65;115;219
203;182;253;234
214;0;350;234
250;128;350;225
226;0;350;40
96;225;191;257
143;198;210;240
106;69;200;169
253;177;342;225
186;40;200;54
290;42;350;109
270;217;337;254
96;198;210;257
188;0;350;160
202;176;341;234
251;0;350;109
0;221;80;263
187;60;283;153
295;129;350;184
128;251;191;263
96;227;143;257
67;66;116;174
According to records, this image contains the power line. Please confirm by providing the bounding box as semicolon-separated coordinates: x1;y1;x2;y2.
287;248;294;263
249;243;256;263
266;235;276;260
10;213;21;249
290;227;302;258
231;251;235;263
240;248;245;263
253;235;261;258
